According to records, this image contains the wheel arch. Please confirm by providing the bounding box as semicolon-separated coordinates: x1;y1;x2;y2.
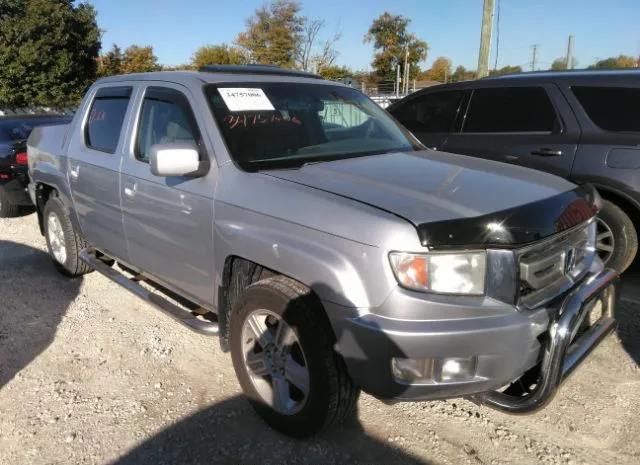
217;255;339;353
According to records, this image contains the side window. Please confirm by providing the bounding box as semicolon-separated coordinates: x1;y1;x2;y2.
391;90;464;133
571;86;640;132
136;87;201;162
85;86;132;153
463;87;558;133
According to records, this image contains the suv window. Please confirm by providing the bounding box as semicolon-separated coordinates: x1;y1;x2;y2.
463;87;558;133
391;90;464;133
571;86;640;132
136;87;201;162
84;86;132;153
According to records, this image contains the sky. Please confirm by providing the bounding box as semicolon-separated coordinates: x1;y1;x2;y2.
87;0;640;72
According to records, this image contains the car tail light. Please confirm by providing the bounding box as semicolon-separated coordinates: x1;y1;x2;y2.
15;152;28;165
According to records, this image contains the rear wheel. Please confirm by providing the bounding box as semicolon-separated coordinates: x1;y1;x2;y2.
0;188;20;218
596;199;638;274
229;275;359;438
43;197;92;277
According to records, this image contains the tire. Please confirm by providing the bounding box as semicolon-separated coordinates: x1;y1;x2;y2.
43;196;93;277
229;275;360;438
596;199;638;274
0;188;21;218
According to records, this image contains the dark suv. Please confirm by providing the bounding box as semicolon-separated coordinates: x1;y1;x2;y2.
388;69;640;273
0;114;72;216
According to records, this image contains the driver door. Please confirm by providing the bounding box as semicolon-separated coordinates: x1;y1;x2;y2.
120;83;217;306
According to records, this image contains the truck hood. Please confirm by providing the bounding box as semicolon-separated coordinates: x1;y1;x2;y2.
264;150;597;247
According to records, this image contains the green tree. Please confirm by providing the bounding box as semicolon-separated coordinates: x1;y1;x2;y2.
364;12;428;81
191;44;249;68
0;0;101;107
588;55;636;69
236;0;304;68
550;56;579;70
489;65;523;76
422;56;452;82
121;45;159;74
318;64;352;80
98;44;124;77
451;65;477;82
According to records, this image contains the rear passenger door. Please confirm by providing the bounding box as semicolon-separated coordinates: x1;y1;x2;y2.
388;89;467;150
120;84;216;306
66;85;134;261
442;85;580;178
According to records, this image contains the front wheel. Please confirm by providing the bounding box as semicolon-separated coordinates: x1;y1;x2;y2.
43;197;92;277
229;275;359;438
596;199;638;274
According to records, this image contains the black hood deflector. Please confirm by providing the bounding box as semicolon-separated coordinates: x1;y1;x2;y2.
418;184;599;249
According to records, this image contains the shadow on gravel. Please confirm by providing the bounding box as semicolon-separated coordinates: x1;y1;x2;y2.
112;283;433;465
110;396;432;465
616;260;640;365
0;240;81;388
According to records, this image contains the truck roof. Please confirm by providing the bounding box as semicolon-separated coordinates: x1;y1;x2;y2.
95;65;336;87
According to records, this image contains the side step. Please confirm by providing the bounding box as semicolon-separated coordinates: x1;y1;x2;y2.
79;249;219;336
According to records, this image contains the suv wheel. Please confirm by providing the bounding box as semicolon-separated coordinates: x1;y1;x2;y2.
229;275;359;438
43;197;92;277
596;199;638;274
0;188;20;218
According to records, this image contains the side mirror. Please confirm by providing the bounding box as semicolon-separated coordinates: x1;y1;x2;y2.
149;143;208;177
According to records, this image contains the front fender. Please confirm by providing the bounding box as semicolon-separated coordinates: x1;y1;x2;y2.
214;210;396;311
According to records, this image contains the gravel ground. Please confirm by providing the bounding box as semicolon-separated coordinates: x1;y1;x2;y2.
1;213;639;465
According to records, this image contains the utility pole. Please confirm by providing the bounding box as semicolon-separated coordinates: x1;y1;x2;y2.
531;44;538;71
396;64;401;97
476;0;495;78
566;35;574;69
403;45;409;95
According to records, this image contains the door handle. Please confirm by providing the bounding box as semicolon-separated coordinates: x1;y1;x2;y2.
531;148;562;156
123;182;137;198
69;164;80;180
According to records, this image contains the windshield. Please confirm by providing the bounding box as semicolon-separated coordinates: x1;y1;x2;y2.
205;82;421;171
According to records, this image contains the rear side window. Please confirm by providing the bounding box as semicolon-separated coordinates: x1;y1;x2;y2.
463;87;558;133
571;86;640;132
85;86;132;153
390;90;464;133
136;87;202;162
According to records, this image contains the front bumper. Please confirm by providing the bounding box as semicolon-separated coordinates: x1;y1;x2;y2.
331;268;617;412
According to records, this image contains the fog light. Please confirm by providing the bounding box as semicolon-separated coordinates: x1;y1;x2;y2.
438;357;477;382
391;358;435;382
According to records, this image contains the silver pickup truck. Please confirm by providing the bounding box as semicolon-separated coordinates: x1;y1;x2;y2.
27;65;618;438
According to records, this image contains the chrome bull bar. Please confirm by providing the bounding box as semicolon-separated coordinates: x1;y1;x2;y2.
477;268;618;414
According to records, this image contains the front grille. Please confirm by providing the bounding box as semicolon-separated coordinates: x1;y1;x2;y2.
516;221;596;310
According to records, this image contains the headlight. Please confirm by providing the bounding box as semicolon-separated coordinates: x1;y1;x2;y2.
389;251;487;295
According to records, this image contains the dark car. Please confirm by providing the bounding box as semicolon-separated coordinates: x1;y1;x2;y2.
387;69;640;273
0;114;72;217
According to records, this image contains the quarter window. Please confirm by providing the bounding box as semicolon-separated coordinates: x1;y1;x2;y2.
391;90;465;133
136;87;201;162
85;86;132;153
463;87;558;133
571;86;640;132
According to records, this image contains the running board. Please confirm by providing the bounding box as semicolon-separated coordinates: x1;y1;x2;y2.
79;249;219;336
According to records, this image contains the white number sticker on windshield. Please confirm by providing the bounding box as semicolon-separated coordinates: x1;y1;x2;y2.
218;88;275;112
